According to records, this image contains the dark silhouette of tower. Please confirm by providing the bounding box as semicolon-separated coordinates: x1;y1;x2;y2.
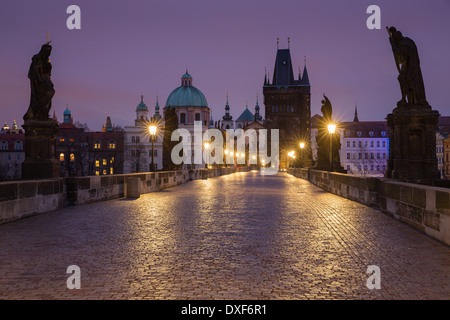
263;42;311;169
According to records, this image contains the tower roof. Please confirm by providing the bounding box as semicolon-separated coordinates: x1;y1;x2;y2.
236;106;254;122
165;72;208;108
136;95;148;111
301;63;310;85
272;48;295;86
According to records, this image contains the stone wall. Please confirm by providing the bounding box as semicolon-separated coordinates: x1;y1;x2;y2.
0;167;247;225
0;179;66;224
287;168;450;246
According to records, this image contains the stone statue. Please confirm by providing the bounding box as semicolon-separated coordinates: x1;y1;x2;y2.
314;95;344;172
387;26;428;106
24;43;55;121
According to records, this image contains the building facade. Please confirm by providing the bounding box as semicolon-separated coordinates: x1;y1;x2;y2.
0;121;24;180
124;96;163;173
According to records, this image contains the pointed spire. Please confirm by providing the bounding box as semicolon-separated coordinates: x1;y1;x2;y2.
298;66;302;82
354;103;359;122
301;56;310;85
264;67;267;85
277;37;279;49
288;37;290;49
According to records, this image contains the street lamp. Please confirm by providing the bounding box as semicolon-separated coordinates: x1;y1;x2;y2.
288;151;295;168
149;125;157;172
299;142;305;168
328;124;336;171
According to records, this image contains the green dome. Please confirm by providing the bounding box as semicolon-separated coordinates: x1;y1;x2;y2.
136;95;148;111
165;86;208;108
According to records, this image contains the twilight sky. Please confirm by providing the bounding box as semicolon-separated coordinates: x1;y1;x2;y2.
1;0;449;130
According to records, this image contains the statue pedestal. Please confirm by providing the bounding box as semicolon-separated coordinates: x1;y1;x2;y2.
21;119;60;180
386;104;440;181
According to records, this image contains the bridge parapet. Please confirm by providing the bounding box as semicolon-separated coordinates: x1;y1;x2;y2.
287;168;450;246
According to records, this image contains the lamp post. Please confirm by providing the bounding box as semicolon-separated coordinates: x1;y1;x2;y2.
299;142;305;168
149;125;157;172
328;124;336;171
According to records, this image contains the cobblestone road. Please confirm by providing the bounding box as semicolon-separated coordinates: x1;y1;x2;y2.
0;171;449;299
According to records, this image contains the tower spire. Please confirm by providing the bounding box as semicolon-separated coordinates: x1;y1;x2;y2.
353;103;359;122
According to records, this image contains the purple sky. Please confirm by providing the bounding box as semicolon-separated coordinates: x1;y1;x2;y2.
1;0;449;130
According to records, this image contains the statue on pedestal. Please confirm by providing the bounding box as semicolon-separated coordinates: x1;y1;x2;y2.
21;37;60;180
385;27;440;181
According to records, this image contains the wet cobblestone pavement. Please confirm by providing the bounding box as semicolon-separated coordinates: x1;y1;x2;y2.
0;171;449;299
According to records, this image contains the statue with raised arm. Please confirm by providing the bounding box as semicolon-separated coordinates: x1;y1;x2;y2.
386;26;428;107
23;41;55;121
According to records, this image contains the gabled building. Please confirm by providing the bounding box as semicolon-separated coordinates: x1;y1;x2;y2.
0;121;24;180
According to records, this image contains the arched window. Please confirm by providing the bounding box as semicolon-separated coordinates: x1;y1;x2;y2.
60;153;65;161
70;153;75;162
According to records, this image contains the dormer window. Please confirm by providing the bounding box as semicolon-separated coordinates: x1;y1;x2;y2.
369;131;374;137
381;131;386;137
357;131;362;137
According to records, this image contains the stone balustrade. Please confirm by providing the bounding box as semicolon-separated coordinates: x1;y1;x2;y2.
287;168;450;245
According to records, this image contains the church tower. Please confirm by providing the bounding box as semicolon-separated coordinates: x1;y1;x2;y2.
263;40;311;169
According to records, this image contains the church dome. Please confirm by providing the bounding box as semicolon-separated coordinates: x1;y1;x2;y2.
165;72;208;108
136;95;148;111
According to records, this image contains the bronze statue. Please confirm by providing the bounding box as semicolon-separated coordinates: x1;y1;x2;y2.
24;43;55;121
387;26;428;106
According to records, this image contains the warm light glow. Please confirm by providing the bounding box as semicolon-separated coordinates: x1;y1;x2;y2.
300;142;305;149
230;152;234;156
149;125;157;136
252;155;256;160
288;151;295;158
204;142;210;149
328;124;336;134
224;150;228;155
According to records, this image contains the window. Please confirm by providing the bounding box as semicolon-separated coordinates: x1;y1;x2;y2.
377;165;381;171
70;153;75;162
110;167;114;175
103;159;107;166
370;153;374;159
109;141;116;149
195;113;200;121
1;141;8;150
365;153;368;159
131;136;136;143
357;131;362;137
131;149;136;157
16;153;20;160
180;113;186;124
371;141;374;148
377;153;380;160
382;141;386;148
383;153;387;159
365;141;368;147
95;171;99;176
381;131;386;137
369;131;374;137
110;157;115;164
60;153;65;162
15;141;23;150
94;140;101;149
352;141;356;148
370;165;374;171
347;153;350;160
95;160;100;167
358;141;362;148
358;153;362;160
69;138;75;142
103;169;107;175
59;138;65;142
377;141;380;148
346;141;350;148
347;165;350;171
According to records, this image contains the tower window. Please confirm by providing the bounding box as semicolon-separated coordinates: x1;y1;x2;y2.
180;113;186;124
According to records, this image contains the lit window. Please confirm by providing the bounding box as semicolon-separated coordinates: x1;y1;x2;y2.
69;138;75;142
70;153;75;162
95;171;99;176
110;157;115;164
60;138;65;142
110;167;114;175
103;170;107;175
95;160;100;167
60;153;65;161
94;140;101;149
109;141;116;149
103;159;107;166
